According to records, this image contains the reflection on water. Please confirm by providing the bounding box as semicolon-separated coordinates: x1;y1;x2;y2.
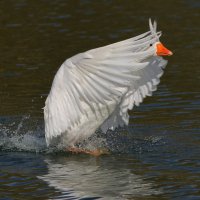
1;149;200;199
0;0;200;199
39;156;160;200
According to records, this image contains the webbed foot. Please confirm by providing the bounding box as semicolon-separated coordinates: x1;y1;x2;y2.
67;147;109;156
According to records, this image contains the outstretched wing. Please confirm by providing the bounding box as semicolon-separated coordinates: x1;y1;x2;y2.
100;56;167;133
44;20;167;145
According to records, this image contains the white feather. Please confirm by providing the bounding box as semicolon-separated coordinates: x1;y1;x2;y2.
44;19;168;146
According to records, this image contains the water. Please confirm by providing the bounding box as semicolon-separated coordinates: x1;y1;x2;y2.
0;0;200;199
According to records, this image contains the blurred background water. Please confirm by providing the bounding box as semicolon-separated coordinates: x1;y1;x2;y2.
0;0;200;199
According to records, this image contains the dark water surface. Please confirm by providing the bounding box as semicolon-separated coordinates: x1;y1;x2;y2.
0;0;200;199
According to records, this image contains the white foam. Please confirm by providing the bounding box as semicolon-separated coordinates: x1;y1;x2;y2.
0;115;166;154
0;115;46;152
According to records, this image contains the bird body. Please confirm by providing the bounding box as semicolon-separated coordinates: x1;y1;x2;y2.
44;19;172;149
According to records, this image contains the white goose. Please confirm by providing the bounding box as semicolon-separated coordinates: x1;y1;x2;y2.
44;19;172;155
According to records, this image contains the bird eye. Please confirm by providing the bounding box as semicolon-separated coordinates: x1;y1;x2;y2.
149;43;153;46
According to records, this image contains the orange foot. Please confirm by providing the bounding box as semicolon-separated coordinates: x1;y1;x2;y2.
67;147;109;156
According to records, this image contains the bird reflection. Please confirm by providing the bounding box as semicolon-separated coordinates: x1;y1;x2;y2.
39;155;160;199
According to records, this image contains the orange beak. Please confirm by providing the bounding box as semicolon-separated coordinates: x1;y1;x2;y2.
156;42;173;56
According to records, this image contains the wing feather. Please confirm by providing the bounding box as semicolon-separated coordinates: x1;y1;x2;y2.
44;22;167;145
100;56;167;131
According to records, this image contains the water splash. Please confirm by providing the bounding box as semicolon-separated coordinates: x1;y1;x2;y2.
0;115;46;152
0;115;167;154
